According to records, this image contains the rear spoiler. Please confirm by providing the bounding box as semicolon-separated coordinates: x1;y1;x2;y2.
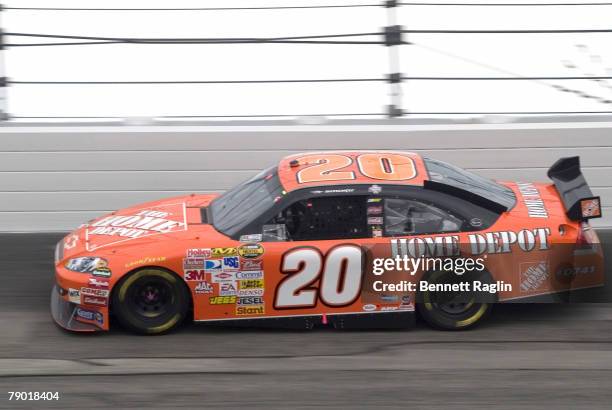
547;156;601;220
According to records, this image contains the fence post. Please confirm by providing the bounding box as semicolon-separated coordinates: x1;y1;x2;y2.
384;0;403;118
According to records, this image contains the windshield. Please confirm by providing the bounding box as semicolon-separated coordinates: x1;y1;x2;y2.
210;167;283;236
423;158;516;210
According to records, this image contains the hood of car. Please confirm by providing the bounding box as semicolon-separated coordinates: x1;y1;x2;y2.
60;194;220;260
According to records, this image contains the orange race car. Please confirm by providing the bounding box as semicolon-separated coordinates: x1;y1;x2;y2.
51;152;604;334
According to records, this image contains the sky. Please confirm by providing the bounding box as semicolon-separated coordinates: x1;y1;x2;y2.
3;0;612;120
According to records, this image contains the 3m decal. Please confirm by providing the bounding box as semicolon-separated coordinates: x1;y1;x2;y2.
184;269;206;281
274;245;363;309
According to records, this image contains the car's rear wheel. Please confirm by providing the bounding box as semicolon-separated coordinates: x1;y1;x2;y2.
112;268;190;335
417;270;494;330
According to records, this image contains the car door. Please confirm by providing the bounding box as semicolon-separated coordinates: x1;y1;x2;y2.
256;193;386;319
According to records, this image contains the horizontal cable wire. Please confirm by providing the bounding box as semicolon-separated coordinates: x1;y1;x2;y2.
9;76;612;85
5;31;385;47
402;28;612;33
3;4;383;11
11;111;612;119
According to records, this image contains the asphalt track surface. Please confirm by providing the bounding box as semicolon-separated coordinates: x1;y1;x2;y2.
1;232;612;409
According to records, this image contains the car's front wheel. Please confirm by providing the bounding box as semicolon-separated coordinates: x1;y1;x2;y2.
112;268;190;335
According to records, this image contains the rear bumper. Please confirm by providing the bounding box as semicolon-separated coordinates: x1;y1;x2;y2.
50;285;104;332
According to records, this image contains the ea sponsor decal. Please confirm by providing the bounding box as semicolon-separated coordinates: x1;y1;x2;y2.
211;271;236;283
184;269;206;281
204;259;222;272
219;282;237;296
194;281;214;294
236;271;264;280
222;256;240;272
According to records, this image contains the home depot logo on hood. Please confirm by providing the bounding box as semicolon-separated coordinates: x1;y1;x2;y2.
86;203;186;250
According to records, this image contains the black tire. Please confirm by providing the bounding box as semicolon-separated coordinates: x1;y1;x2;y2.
111;268;190;335
417;269;495;330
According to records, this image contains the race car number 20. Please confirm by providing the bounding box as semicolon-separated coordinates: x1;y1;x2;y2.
274;245;363;309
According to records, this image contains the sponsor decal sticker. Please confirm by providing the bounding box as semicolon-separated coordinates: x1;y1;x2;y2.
204;259;222;272
516;182;548;218
194;281;214;294
240;234;263;242
75;308;104;325
236;271;264;280
581;198;601;218
520;261;549;293
125;256;166;268
238;243;264;259
80;287;109;298
367;217;383;225
209;296;237;305
211;247;238;257
362;304;377;311
64;234;78;250
88;278;109;288
187;248;212;258
367;205;383;215
239;279;264;289
86;204;186;250
211;271;236;283
236;305;265;315
183;257;205;270
219;282;237;296
92;266;112;278
241;259;263;271
68;288;81;304
184;269;206;281
368;185;382;194
222;256;240;272
237;296;264;305
237;288;264;297
83;296;107;306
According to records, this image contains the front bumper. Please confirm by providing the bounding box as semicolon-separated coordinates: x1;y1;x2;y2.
50;285;105;332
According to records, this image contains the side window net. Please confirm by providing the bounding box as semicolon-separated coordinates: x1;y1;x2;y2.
269;196;367;241
384;198;463;236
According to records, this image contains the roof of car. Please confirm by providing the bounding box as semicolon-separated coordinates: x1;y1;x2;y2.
277;151;429;193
